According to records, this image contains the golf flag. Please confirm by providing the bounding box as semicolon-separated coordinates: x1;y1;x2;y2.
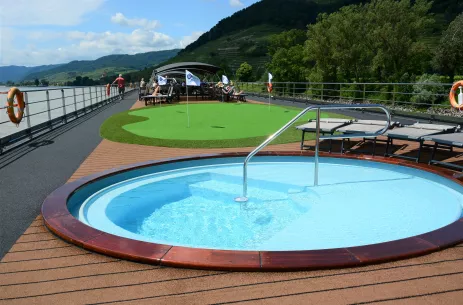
186;70;201;86
268;73;273;84
157;75;167;85
222;75;229;85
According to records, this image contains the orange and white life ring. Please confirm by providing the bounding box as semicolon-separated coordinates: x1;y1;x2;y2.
267;83;273;93
6;87;25;125
449;81;463;110
106;84;110;96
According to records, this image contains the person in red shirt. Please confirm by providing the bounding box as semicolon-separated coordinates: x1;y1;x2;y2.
112;74;125;99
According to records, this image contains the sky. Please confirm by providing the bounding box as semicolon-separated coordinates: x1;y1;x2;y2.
0;0;260;67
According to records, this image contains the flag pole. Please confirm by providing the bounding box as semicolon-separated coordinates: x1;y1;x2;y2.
186;84;190;128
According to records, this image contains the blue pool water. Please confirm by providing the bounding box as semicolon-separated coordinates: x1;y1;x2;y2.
71;157;463;251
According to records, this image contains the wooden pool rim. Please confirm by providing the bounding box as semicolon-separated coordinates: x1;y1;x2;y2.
41;151;463;271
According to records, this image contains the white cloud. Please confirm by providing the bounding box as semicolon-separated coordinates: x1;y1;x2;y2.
111;13;160;30
229;0;244;7
0;0;105;26
0;27;203;66
179;31;204;48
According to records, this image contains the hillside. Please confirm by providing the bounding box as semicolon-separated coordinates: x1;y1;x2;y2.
23;49;180;82
167;0;462;79
0;64;62;83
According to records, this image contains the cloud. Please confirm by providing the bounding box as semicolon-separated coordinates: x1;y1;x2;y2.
111;13;160;30
0;0;105;26
229;0;244;7
179;31;204;48
0;27;203;66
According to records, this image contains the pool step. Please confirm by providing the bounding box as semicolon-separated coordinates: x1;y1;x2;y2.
209;173;303;194
189;180;289;201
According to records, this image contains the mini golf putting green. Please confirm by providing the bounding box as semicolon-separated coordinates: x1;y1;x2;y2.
100;103;349;148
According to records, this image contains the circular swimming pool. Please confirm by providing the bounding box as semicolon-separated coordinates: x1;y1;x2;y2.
42;153;463;271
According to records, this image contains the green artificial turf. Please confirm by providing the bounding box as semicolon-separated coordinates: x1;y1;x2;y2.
100;103;350;148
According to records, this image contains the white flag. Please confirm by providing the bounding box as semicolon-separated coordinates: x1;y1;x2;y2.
185;70;201;86
222;75;229;85
268;73;273;84
158;75;167;85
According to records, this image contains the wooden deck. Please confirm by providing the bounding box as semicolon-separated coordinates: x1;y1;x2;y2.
1;100;463;304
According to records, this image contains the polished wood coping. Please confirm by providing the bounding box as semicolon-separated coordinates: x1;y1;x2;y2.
41;152;463;271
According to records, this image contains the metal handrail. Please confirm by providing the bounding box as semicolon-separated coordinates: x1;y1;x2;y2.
235;104;391;202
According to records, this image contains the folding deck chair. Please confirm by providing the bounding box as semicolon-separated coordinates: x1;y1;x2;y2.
425;132;463;171
140;85;174;106
296;118;352;152
336;120;398;156
385;123;458;162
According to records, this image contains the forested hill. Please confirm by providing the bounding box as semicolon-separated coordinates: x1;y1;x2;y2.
181;0;462;54
181;0;369;54
23;49;180;82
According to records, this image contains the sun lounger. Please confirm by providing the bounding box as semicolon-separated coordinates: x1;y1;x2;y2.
336;120;398;155
425;132;463;171
141;86;174;106
385;123;458;162
296;118;352;152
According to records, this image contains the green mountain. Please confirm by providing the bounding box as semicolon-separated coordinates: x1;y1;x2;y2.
23;49;180;82
0;64;62;83
165;0;462;78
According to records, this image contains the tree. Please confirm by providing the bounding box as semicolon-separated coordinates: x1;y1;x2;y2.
365;0;434;81
40;79;49;86
433;13;463;82
266;30;308;83
236;62;253;82
304;0;434;82
34;78;39;86
268;29;306;57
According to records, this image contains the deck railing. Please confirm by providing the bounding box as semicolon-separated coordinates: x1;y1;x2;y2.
0;85;135;154
236;81;457;110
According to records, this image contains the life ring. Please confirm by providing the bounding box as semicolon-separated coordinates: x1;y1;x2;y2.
6;87;25;125
267;83;273;93
450;81;463;109
106;84;110;96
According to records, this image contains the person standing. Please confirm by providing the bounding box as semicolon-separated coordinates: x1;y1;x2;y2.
112;74;125;99
139;78;146;100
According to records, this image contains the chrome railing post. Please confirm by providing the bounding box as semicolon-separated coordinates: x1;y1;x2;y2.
73;88;77;117
46;90;52;127
314;108;321;186
61;89;67;123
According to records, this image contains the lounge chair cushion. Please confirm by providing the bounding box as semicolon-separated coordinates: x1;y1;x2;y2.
411;123;457;131
296;118;351;133
337;120;393;134
424;132;463;147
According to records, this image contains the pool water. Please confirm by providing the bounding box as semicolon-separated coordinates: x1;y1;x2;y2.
72;157;463;251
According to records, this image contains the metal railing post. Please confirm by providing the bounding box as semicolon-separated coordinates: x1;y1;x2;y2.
321;84;324;100
392;84;396;107
363;83;366;102
339;84;342;101
314;108;321;186
61;89;67;123
46;90;52;128
82;88;86;112
293;83;295;98
89;86;93;110
24;92;32;138
73;88;78;117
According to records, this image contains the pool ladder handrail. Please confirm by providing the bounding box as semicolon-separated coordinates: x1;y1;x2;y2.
235;104;391;202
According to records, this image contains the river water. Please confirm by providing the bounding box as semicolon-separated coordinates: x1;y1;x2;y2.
0;86;120;138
